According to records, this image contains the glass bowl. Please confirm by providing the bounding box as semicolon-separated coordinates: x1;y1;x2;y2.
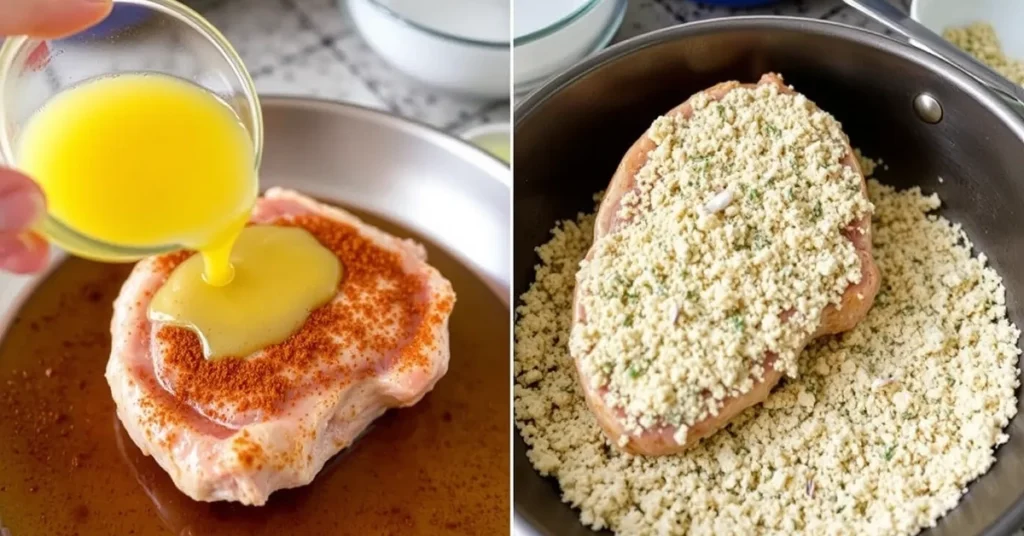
912;0;1024;59
0;0;262;262
348;0;510;99
513;0;627;95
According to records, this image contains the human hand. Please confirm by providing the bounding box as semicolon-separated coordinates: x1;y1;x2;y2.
0;0;113;273
1;0;113;39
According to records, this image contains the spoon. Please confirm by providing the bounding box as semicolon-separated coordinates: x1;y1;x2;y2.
844;0;1024;108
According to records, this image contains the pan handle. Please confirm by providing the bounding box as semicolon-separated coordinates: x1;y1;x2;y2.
844;0;1024;112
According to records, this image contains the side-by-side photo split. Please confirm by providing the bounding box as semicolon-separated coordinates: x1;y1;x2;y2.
2;0;1024;535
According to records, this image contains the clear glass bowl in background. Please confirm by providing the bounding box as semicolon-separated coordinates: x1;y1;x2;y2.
911;0;1024;59
348;0;510;99
513;0;628;95
0;0;262;262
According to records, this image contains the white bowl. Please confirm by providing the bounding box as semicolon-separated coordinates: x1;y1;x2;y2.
514;0;628;95
347;0;510;99
911;0;1024;59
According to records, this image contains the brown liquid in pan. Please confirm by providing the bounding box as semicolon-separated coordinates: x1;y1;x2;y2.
0;209;510;535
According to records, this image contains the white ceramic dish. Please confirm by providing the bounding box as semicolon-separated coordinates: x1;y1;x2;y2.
347;0;510;99
911;0;1024;59
513;0;627;95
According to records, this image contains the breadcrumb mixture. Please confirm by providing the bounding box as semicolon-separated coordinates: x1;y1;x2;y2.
944;22;1024;86
515;167;1020;535
572;83;872;438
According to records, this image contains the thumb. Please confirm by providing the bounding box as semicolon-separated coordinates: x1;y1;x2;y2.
0;0;113;39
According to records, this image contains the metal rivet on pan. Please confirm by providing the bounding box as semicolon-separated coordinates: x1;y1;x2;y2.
913;94;943;124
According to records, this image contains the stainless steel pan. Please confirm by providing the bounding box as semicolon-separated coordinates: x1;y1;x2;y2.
0;98;511;534
514;16;1024;536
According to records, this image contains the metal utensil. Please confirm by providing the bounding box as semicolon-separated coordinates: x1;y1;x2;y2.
514;16;1024;536
844;0;1024;109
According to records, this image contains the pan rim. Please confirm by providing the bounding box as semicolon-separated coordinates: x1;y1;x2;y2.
257;96;512;304
261;95;513;184
513;15;1024;139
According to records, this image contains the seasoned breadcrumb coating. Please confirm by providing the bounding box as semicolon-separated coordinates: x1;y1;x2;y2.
572;83;872;438
515;162;1020;535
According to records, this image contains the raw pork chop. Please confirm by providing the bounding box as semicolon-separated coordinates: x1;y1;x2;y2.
106;188;456;505
572;73;880;455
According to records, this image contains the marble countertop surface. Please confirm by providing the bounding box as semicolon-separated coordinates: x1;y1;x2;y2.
188;0;509;135
198;0;911;134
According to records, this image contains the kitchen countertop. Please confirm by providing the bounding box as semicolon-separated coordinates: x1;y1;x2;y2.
204;0;906;134
189;0;509;135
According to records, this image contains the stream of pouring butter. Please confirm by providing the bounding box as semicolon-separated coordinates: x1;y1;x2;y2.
19;73;340;359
